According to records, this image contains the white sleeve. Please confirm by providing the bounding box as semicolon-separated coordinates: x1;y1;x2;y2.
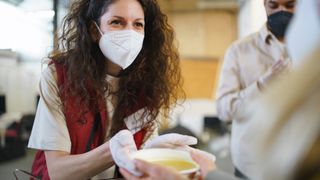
28;65;71;152
216;44;260;122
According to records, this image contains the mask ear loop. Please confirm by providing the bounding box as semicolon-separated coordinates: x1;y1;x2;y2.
93;21;103;36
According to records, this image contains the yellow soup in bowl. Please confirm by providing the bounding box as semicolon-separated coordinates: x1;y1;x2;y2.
131;148;200;175
150;159;197;171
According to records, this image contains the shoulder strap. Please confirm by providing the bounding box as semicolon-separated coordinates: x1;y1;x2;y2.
85;113;100;152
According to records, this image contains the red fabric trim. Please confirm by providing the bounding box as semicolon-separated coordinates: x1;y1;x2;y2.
31;151;49;180
134;128;147;149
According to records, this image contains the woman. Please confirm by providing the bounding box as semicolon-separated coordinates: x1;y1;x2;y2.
27;0;191;179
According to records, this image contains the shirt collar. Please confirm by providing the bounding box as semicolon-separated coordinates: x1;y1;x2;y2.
259;24;290;59
260;24;278;45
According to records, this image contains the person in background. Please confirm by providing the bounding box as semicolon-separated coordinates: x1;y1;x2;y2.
27;0;196;179
216;0;296;178
118;1;320;179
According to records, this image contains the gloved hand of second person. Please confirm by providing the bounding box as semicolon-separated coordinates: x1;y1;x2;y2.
189;147;217;178
109;130;141;176
143;133;198;150
258;59;290;90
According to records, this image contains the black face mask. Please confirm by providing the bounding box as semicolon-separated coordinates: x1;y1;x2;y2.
267;11;293;38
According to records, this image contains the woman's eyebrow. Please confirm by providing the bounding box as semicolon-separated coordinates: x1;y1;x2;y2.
110;15;125;20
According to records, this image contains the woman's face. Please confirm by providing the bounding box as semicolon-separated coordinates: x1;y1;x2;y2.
99;0;145;35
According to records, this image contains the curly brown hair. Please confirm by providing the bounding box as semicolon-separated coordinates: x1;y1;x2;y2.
50;0;184;136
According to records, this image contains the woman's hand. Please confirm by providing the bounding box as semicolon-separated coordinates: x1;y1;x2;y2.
109;130;141;176
143;133;197;150
120;159;186;180
110;132;197;177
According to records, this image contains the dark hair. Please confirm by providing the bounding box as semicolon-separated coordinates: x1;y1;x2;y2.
51;0;184;136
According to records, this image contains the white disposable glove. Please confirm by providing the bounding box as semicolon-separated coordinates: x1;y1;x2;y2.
109;130;141;176
258;59;290;90
143;133;198;150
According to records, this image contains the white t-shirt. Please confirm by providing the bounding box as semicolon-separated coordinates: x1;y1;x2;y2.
28;65;157;178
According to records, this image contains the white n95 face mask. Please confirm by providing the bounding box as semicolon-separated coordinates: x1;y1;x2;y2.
95;22;144;69
285;0;320;67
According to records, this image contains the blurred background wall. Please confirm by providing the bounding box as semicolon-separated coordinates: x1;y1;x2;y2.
158;0;266;99
160;0;238;99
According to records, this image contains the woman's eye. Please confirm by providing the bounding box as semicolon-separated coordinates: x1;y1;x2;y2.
135;22;144;28
110;20;122;25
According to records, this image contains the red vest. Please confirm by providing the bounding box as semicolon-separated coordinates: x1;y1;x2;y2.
31;61;147;180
